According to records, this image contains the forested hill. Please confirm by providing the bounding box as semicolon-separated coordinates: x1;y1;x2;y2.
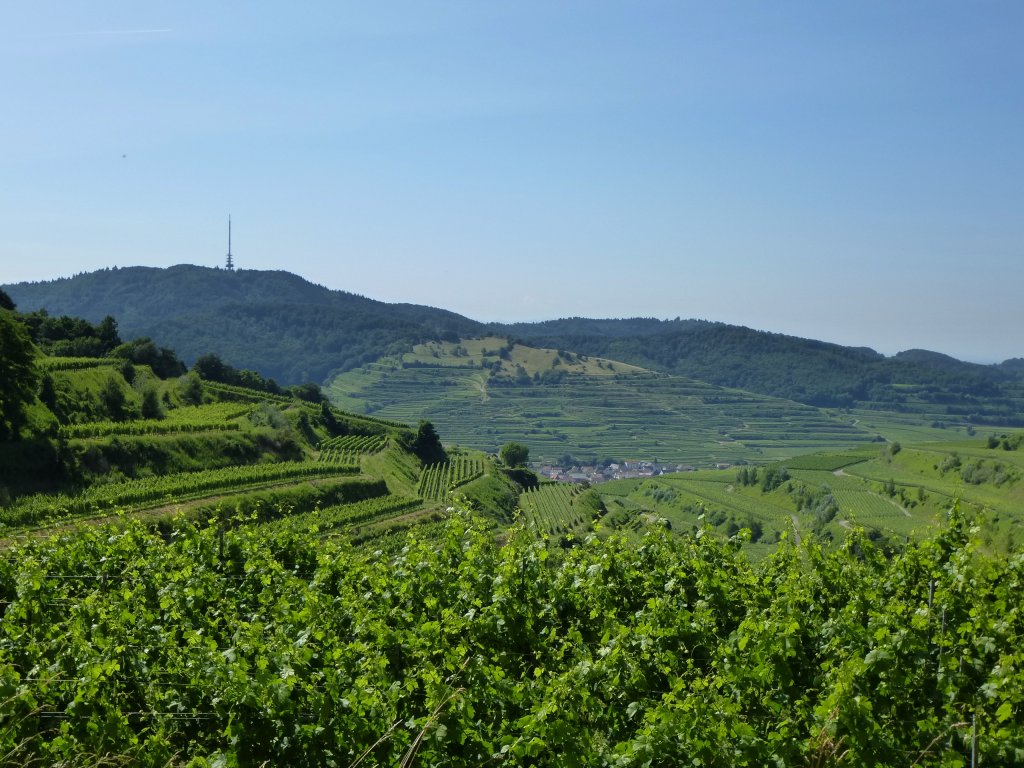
5;267;1023;421
4;265;483;383
498;318;1024;416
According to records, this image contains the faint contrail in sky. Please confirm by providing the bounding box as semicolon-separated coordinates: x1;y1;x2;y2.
79;29;173;35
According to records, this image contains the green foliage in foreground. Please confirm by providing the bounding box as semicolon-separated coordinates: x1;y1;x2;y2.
1;511;1022;766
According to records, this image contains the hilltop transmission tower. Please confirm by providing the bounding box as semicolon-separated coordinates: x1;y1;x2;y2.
225;216;234;270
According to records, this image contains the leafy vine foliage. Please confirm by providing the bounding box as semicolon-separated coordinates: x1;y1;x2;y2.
1;511;1022;766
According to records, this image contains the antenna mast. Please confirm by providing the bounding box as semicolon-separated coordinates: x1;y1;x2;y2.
225;215;234;270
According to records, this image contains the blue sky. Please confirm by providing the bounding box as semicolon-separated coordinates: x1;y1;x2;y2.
3;2;1022;362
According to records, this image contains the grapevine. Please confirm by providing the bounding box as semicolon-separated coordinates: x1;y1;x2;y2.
0;509;1020;766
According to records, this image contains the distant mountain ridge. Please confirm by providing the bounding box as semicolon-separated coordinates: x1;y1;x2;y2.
4;265;1023;423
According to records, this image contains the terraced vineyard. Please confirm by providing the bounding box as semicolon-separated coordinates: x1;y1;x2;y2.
265;493;423;536
518;483;583;535
7;340;1024;561
585;436;1024;554
830;488;921;537
317;434;388;466
679;480;791;520
203;381;294;403
59;403;254;438
39;356;122;371
327;348;877;466
319;433;388;453
788;462;923;534
783;450;878;471
1;461;359;529
417;457;486;501
0;356;455;546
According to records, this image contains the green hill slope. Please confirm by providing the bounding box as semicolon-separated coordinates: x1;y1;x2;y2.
4;265;483;383
499;318;1024;422
325;336;878;465
0;306;523;549
7;267;1022;428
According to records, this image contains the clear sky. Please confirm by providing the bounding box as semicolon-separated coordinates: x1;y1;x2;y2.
3;2;1022;362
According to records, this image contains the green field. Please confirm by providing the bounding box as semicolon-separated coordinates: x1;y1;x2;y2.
587;436;1024;553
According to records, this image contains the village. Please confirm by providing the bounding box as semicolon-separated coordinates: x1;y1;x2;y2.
533;459;734;485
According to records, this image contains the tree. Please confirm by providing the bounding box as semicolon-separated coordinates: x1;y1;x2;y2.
118;360;136;384
499;441;529;468
411;420;447;465
141;387;163;420
193;353;230;382
97;316;121;353
100;375;129;420
38;374;57;411
0;289;15;311
0;311;39;440
235;369;282;394
319;402;343;436
193;353;283;395
179;371;204;406
289;383;326;404
111;338;186;379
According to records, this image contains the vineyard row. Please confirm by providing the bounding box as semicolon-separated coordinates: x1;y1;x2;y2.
1;462;357;529
417;458;486;501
